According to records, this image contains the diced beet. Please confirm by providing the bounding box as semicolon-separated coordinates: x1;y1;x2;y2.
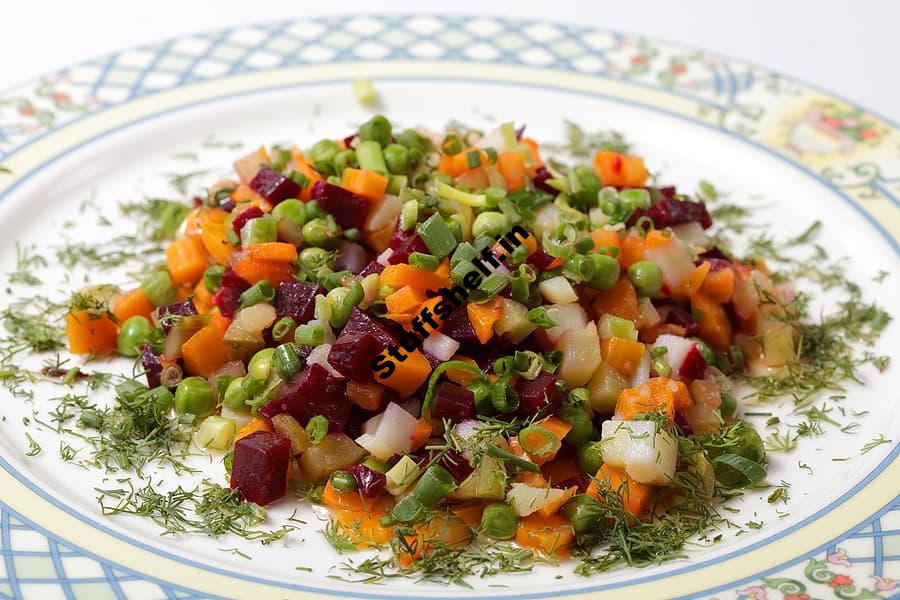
699;246;731;262
441;306;479;345
334;240;369;274
347;464;386;498
433;382;475;424
230;205;264;236
219;199;236;213
679;344;708;380
388;229;429;265
212;287;242;318
221;267;250;290
156;300;198;334
328;333;386;380
275;280;323;324
258;397;286;419
422;350;442;369
342;133;357;148
515;124;526;140
527;246;556;271
697;257;732;272
663;306;700;337
139;343;162;388
312;180;370;229
249;167;301;205
359;259;386;278
429;448;474;483
230;430;291;505
341;308;399;348
514;372;564;418
532;166;559;195
628;197;713;230
279;364;351;432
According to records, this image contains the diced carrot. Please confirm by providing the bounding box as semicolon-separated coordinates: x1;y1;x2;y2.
454;167;489;190
245;242;298;263
200;221;235;265
111;288;154;323
593;151;648;187
521;137;543;175
234;417;270;442
289;148;322;201
181;323;230;377
445;149;489;178
450;503;486;528
332;510;394;547
347;380;385;411
541;458;582;487
322;479;380;513
692;293;733;351
587;464;655;521
671;261;711;301
341;168;388;202
497;151;527;192
701;267;736;303
437;154;456;176
445;355;480;386
515;513;575;557
231;184;263;205
590;229;622;256
66;311;118;355
670;378;694;413
537;486;577;518
385;285;427;315
619;234;646;268
232;256;295;285
192;280;214;314
591;278;640;323
644;230;671;250
166;236;208;286
466;296;503;344
600;337;646;376
410;416;432;451
539;416;573;442
614;378;675;420
639;323;687;344
363;220;396;253
516;471;549;487
380;263;450;291
379;349;432;398
621;156;649;187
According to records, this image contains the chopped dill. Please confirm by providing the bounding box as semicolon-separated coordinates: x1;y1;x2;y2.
8;242;47;285
322;520;359;554
24;432;42;456
119;197;191;241
860;434;892;455
165;170;210;195
544;119;630;157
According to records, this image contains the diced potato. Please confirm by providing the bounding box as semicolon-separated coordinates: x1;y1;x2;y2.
195;416;236;451
449;456;507;501
600;420;677;486
558;324;602;389
539;276;578;304
588;362;630;414
544;303;589;345
493;298;538;343
761;318;795;367
506;483;569;517
300;433;366;482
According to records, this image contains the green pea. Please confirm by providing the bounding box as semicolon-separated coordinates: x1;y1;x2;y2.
305;199;324;220
146;386;175;414
333;149;358;177
141;271;178;307
628;260;663;296
720;393;737;417
116;316;153;357
302;217;341;248
330;469;358;493
203;265;225;294
308;139;340;175
272;199;308;229
358;115;392;147
174;376;216;418
395;128;432;153
561;494;605;535
480;502;518;540
577;441;604;475
585;254;620;290
471;211;510;239
383;144;410;175
557;406;594;446
299;247;333;274
247;348;275;382
222;377;251;412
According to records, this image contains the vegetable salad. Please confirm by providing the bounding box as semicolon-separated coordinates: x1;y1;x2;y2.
63;115;815;572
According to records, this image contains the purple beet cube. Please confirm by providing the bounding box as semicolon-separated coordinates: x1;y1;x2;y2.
514;372;564;418
664;306;700;337
441;306;479;345
328;332;386;381
433;382;475;424
527;246;556;271
679;344;708;380
388;229;429;265
156;300;198;334
341;308;399;348
139;343;162;388
275;280;323;324
312;180;370;229
628;197;713;230
231;206;264;236
279;363;351;432
230;430;291;505
359;259;386;278
532;166;560;195
249;167;301;205
347;463;386;498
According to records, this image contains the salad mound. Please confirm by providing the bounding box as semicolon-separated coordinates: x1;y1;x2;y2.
63;115;812;573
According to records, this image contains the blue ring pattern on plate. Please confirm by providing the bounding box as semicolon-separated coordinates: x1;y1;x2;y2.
0;15;897;600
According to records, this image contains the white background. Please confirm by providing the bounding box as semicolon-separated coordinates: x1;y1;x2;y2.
0;0;897;121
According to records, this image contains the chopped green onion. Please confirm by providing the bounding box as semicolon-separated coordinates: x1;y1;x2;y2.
400;199;418;231
484;147;498;165
435;181;486;207
288;170;310;189
441;134;463;156
527;306;556;329
422;360;484;414
274;343;302;378
712;453;767;489
542;223;578;259
486;444;540;472
330;470;358;493
295;323;325;346
411;465;456;509
408;252;439;271
203;265;225;294
416;213;457;258
499;122;518;150
239;280;275;308
356;140;389;175
320;270;351;292
518;425;561;456
306;415;329;444
358;115;392;147
328;282;364;329
352;78;378;106
466;150;482;169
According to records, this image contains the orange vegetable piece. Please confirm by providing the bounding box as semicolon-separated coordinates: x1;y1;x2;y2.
621;155;650;187
590;229;622;256
181;323;230;377
541;458;582;487
245;242;298;263
515;513;575;557
619;234;646;268
591;278;640;323
521;137;543;175
234;417;270;442
644;229;672;250
593;151;649;187
497;151;527;192
110;288;154;323
410;416;433;451
379;349;432;398
322;479;381;513
670;378;694;413
166;236;208;286
537;486;577;518
450;503;486;528
692;293;733;351
332;510;394;547
671;261;711;301
289;148;322;201
379;263;450;291
466;296;503;344
231;184;264;206
346;380;385;411
232;256;295;285
516;470;549;487
614;377;676;420
701;267;736;303
192;280;214;314
600;337;646;377
341;168;388;202
200;221;235;265
65;311;118;355
454;167;489;190
385;285;427;315
445;355;480;386
587;464;655;521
